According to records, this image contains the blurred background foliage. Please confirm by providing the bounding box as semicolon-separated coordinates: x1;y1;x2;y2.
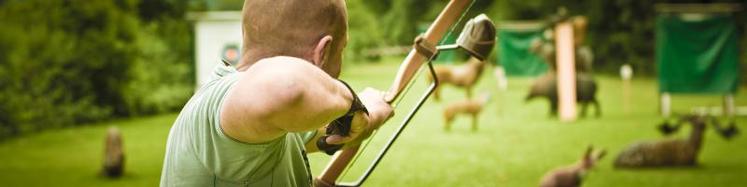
0;0;193;138
185;0;747;89
0;0;744;138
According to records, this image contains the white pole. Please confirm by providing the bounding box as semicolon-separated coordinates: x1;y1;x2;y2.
660;93;671;117
620;64;633;114
494;66;508;91
494;66;508;116
724;94;735;117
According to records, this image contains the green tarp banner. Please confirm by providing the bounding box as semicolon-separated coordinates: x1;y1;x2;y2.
656;14;740;93
497;28;548;77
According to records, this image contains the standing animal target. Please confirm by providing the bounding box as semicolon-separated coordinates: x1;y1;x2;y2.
525;72;600;117
428;57;487;101
442;93;491;132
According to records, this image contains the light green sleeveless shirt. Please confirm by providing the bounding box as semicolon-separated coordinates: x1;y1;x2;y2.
160;64;317;187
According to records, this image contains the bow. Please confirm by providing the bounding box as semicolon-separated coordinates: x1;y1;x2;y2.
314;1;493;186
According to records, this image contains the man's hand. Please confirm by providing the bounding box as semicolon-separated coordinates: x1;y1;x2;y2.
358;88;395;128
325;88;394;146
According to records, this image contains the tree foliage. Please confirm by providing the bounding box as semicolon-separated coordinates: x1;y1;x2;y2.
0;0;193;138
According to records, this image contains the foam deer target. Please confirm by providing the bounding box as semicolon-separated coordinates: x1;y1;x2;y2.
428;57;487;101
615;114;739;168
443;93;491;131
540;145;606;187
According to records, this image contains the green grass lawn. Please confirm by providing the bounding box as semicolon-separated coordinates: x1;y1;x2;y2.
1;58;746;186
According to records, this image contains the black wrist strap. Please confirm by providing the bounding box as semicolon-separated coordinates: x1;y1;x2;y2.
317;79;369;155
316;135;342;155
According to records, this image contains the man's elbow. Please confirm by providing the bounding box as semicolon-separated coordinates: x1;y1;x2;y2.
241;56;349;131
245;58;311;105
254;75;305;113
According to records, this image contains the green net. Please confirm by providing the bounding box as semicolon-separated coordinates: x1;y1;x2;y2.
656;14;740;94
497;28;548;77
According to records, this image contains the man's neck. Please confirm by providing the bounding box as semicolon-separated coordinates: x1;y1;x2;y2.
237;50;313;72
237;52;262;71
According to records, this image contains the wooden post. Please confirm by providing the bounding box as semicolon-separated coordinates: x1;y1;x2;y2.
555;21;576;122
103;127;124;178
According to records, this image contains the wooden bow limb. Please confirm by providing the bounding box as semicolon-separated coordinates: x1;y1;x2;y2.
384;0;474;103
314;0;473;186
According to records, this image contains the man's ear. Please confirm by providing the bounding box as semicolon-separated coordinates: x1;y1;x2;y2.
312;35;333;67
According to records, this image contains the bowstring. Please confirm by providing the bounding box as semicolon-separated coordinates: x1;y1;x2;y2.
438;0;476;46
338;0;476;181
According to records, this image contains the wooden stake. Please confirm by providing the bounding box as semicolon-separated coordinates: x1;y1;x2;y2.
555;22;577;122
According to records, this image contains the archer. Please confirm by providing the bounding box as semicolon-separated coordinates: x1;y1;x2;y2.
159;0;393;186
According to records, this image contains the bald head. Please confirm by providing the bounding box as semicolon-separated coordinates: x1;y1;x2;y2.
240;0;348;76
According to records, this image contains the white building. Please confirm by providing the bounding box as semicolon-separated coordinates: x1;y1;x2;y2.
188;11;243;88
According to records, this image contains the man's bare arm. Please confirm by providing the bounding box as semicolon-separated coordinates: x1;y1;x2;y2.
220;56;353;144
